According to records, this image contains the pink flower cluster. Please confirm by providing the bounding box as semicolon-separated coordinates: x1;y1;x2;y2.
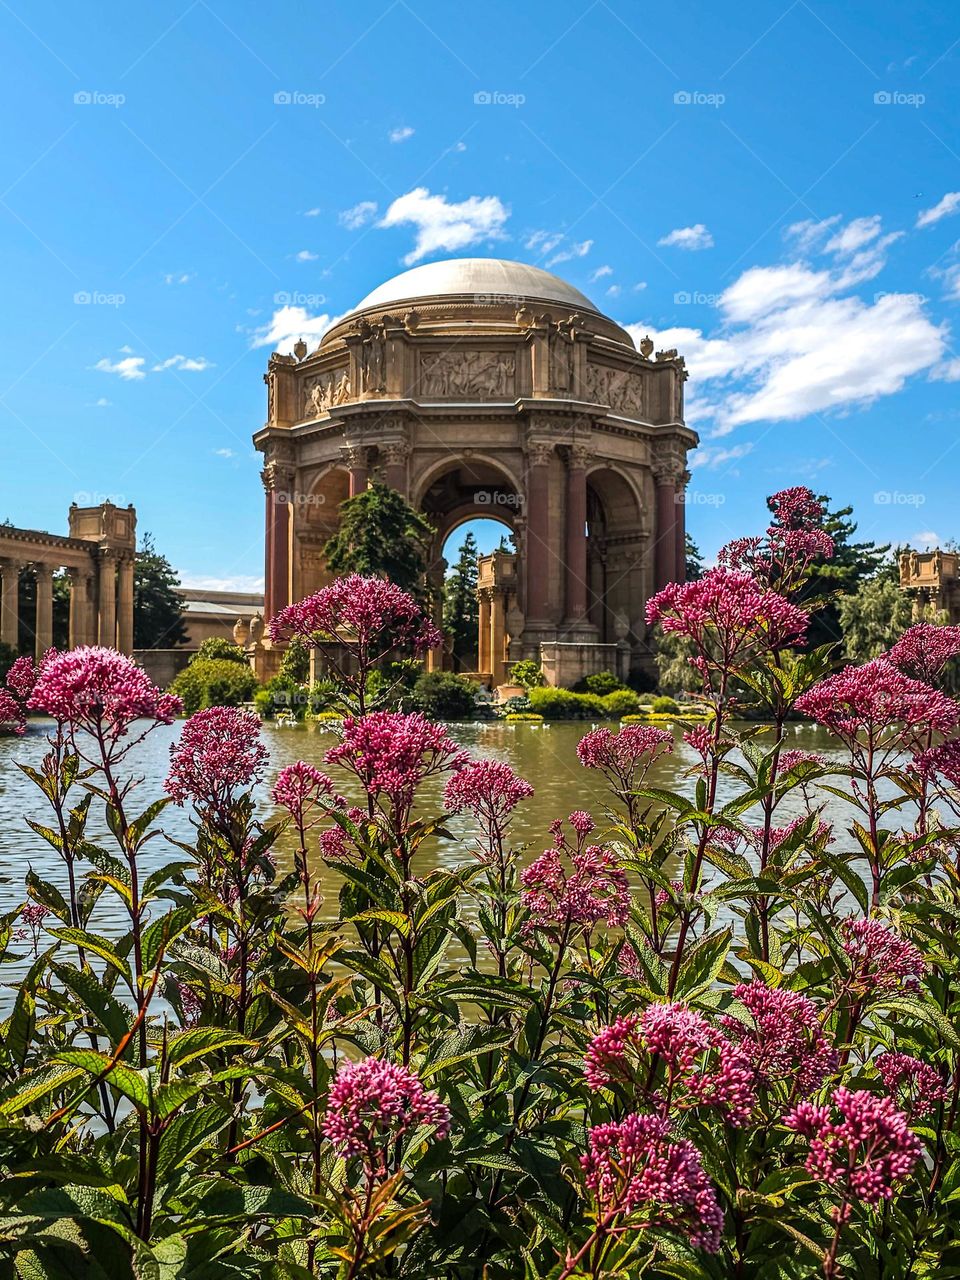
720;980;837;1097
165;706;268;823
796;658;960;750
785;1087;921;1209
646;569;809;687
522;820;630;934
716;489;833;594
581;1113;723;1252
767;486;825;529
323;1056;450;1161
887;623;960;684
29;646;181;742
577;723;674;791
269;575;441;658
584;1003;755;1127
841;918;926;993
271;761;337;827
443;758;533;826
326;711;468;822
5;655;36;700
876;1052;948;1118
0;689;25;737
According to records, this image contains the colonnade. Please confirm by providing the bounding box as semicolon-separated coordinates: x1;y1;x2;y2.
0;552;135;658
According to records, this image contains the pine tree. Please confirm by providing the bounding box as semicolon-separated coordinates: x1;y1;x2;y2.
685;533;704;582
443;533;480;670
323;483;435;597
134;534;188;649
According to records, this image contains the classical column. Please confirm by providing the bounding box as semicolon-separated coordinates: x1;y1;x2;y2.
69;567;96;648
382;440;410;496
0;559;21;649
341;444;369;498
490;590;506;685
563;443;590;623
34;564;54;659
262;459;294;621
653;459;678;591
98;551;117;647
117;554;135;655
477;589;491;675
524;440;554;622
674;468;690;584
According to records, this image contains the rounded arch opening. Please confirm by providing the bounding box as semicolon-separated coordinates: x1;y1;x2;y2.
585;466;645;644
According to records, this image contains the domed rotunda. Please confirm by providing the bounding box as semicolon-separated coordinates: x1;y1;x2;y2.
255;257;696;686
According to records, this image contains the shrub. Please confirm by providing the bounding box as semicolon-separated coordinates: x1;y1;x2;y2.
528;687;607;720
574;669;625;696
498;693;532;716
279;636;311;683
652;694;680;714
193;636;249;665
504;712;544;722
509;659;546;689
601;687;641;716
410;671;477;720
169;657;259;715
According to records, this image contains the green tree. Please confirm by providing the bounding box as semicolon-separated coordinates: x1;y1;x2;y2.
839;563;913;664
785;495;889;649
323;483;435;597
685;533;704;581
194;637;248;664
134;534;188;649
443;532;479;670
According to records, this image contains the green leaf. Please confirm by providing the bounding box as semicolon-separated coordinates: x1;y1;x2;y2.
166;1027;256;1067
141;906;199;971
47;928;131;982
674;927;731;998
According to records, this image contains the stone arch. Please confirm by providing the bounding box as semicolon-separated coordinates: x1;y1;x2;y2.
584;465;646;646
293;465;350;600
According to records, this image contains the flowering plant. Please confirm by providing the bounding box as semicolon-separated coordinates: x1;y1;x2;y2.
3;489;960;1279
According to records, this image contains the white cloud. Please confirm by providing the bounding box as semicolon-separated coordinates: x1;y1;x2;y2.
164;272;192;285
250;305;345;354
824;214;882;255
304;207;322;217
151;354;215;373
94;396;111;406
930;356;960;381
658;223;713;251
295;249;318;262
526;230;563;254
389;125;414;143
690;442;754;470
379;187;509;265
213;447;236;459
547;239;593;267
178;573;265;593
93;354;146;381
785;215;842;252
913;530;942;549
917;192;960;228
590;264;613;281
626;216;946;435
453;141;467;152
606;284;621;297
339;201;378;230
633;281;648;292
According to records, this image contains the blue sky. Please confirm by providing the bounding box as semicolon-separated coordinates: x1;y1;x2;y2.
3;1;960;586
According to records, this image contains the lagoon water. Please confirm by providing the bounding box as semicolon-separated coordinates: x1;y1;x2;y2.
0;718;853;940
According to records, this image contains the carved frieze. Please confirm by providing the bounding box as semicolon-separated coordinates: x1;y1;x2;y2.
585;362;645;417
418;349;516;399
303;367;351;418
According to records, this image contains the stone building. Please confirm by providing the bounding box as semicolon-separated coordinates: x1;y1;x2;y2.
0;502;136;658
899;547;960;621
254;258;697;686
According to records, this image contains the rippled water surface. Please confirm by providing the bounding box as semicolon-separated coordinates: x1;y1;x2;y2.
0;718;853;936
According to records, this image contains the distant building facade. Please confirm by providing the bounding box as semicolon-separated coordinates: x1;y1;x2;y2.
899;547;960;621
0;502;136;658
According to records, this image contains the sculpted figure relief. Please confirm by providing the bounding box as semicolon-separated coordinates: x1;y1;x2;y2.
358;318;387;394
304;368;351;418
585;362;644;417
419;349;516;398
548;317;577;392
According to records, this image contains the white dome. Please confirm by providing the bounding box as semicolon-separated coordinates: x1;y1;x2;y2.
352;257;598;313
